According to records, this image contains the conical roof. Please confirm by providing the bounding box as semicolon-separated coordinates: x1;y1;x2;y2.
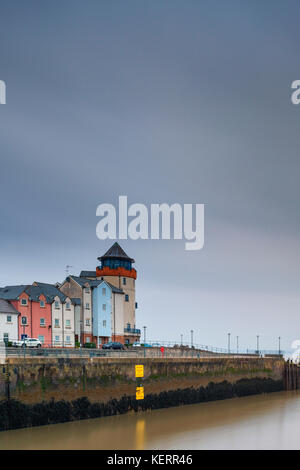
98;242;135;263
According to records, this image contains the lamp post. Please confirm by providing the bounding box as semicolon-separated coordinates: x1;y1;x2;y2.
256;335;260;355
228;333;231;354
143;326;147;344
236;336;239;354
180;334;183;346
191;330;194;348
278;336;281;355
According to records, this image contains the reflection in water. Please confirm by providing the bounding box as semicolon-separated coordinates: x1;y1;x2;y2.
135;419;146;450
1;391;300;449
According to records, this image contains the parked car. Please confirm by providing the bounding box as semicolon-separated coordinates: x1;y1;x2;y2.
132;342;141;347
12;338;42;348
142;343;153;348
102;341;125;350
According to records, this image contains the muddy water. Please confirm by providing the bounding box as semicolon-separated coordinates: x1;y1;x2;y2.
1;391;300;449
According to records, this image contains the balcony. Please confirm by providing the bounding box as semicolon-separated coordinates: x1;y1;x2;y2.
124;327;141;335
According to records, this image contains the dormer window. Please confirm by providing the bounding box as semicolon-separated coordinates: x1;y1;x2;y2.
66;302;71;310
55;301;60;309
21;298;28;306
40;300;45;308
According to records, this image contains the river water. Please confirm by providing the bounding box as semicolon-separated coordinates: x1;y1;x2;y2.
1;391;300;450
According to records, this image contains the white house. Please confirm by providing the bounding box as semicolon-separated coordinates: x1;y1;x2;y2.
51;295;75;347
0;299;19;344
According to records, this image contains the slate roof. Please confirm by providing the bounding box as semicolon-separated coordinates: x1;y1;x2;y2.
0;299;19;315
71;298;81;306
79;271;96;278
0;285;28;300
98;242;135;263
69;275;123;294
33;282;67;302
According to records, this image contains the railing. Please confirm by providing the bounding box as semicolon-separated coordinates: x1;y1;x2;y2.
124;328;141;334
1;345;285;360
145;340;285;356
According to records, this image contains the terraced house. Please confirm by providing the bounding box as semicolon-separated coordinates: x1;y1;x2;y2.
60;243;141;346
0;243;140;347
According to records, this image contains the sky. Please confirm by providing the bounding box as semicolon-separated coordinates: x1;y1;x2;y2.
1;0;300;351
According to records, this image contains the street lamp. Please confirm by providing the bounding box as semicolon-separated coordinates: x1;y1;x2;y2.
256;335;260;355
236;336;239;354
228;333;231;354
180;334;183;346
143;326;147;344
278;336;281;355
191;330;194;348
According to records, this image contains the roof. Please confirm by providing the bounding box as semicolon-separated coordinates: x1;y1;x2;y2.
79;271;96;278
32;282;67;303
0;285;28;300
0;299;19;315
98;242;135;263
71;297;81;306
68;275;123;294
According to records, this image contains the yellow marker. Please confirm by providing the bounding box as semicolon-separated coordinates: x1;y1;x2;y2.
136;386;144;400
135;365;144;378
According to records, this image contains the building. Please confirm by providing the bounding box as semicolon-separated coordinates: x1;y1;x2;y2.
0;242;140;347
96;242;139;345
0;285;37;341
60;242;140;346
26;285;52;346
0;283;77;347
0;299;19;344
33;282;76;347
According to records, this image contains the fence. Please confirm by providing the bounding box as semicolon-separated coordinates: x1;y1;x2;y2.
2;345;285;360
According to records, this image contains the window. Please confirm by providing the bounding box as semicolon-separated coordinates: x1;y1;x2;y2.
135;302;138;309
86;319;90;326
85;288;90;293
6;315;11;323
66;302;71;310
102;304;106;311
85;303;90;309
38;335;45;344
102;287;106;296
40;318;45;327
86;337;90;343
103;320;106;327
55;335;60;343
21;298;28;306
40;300;45;308
66;319;71;328
123;277;126;285
125;294;129;302
54;319;59;327
21;316;27;325
66;335;71;343
55;301;60;309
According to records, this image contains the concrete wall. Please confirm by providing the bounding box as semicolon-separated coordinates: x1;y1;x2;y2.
0;356;284;405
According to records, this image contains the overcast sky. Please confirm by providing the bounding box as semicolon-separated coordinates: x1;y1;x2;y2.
1;0;300;351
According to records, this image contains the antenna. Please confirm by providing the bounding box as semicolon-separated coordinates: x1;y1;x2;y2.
65;265;73;276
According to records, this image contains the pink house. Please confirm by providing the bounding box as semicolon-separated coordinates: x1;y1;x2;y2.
0;285;52;346
30;292;52;347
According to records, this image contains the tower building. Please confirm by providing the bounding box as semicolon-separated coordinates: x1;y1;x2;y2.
96;242;138;344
